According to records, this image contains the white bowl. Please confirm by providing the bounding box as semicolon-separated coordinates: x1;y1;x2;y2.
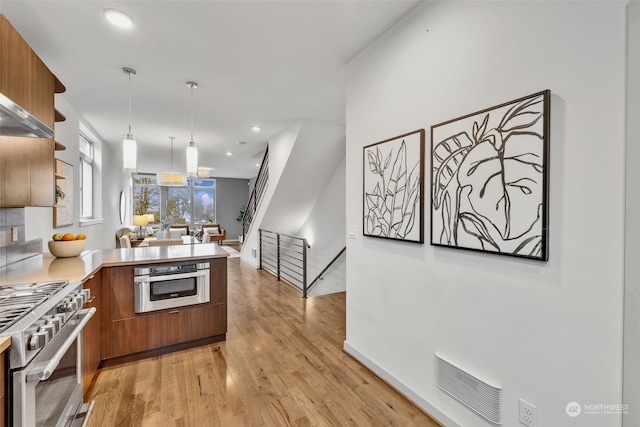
48;239;85;258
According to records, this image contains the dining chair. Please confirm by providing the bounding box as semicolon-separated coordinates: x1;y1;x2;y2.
147;239;184;247
119;235;132;249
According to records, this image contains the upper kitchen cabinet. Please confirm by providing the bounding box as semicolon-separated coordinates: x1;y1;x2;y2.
0;14;65;207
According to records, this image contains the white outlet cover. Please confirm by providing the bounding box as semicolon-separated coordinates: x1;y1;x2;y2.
519;398;536;427
348;225;357;239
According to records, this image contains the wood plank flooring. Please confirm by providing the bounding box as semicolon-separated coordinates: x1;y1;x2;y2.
86;258;442;427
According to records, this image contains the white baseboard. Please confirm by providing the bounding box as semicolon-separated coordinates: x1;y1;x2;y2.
343;341;459;427
240;254;259;268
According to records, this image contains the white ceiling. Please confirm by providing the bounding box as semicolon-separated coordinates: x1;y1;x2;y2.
0;0;420;178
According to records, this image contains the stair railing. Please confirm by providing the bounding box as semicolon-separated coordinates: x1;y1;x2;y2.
259;229;310;296
305;246;346;297
241;147;269;242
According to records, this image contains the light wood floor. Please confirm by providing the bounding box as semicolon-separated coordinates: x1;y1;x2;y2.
86;258;441;427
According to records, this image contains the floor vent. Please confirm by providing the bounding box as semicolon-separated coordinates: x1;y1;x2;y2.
435;353;502;424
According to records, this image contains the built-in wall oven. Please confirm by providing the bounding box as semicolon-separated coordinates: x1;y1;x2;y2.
0;280;95;427
134;262;210;314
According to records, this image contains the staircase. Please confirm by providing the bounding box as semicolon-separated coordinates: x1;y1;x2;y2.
239;119;346;293
240;147;268;243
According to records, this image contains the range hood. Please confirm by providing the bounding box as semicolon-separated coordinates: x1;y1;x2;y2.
0;92;54;138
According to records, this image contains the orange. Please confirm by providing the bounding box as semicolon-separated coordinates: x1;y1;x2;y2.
75;233;86;240
61;233;75;241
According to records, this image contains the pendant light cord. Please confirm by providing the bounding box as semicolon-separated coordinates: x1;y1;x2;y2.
128;72;132;135
190;85;194;143
170;137;175;169
123;67;136;136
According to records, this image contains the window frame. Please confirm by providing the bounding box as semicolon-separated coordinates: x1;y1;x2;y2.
79;132;94;220
132;173;216;229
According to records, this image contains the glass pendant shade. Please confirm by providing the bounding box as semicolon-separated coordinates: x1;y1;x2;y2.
186;142;198;176
156;171;187;186
185;81;199;176
122;134;137;173
157;136;188;186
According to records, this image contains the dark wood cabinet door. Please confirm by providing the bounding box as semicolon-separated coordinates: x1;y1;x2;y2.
0;15;56;207
102;258;227;361
82;273;102;398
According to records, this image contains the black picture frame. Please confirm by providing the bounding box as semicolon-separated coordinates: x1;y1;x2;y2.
430;90;550;260
363;129;425;243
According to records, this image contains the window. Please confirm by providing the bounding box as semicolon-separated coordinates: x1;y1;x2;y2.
79;133;94;219
133;174;216;228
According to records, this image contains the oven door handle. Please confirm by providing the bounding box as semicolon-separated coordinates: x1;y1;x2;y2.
135;271;205;282
26;307;96;383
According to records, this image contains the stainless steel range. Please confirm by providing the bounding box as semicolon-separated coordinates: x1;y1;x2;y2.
0;280;96;427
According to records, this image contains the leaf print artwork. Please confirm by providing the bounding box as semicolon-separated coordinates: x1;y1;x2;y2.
363;130;425;243
430;91;550;261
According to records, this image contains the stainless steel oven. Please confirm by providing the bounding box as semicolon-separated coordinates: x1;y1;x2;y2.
134;262;210;313
0;281;96;427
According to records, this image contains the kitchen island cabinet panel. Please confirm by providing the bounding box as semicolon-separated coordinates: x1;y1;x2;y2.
101;257;227;361
82;272;101;398
109;265;135;321
210;257;227;304
109;303;226;358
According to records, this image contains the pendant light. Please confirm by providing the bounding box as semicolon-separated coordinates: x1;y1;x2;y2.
156;137;188;186
122;67;137;173
185;81;199;177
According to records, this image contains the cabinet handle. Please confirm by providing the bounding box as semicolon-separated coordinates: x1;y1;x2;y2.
169;310;180;314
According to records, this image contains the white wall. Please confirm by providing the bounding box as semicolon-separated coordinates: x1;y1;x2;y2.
25;95;128;251
624;1;640;426
297;154;346;285
346;2;627;427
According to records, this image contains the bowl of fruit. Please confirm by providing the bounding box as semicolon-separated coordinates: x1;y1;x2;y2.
48;233;86;258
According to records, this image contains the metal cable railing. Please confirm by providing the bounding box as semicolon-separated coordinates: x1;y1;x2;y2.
241;147;269;242
305;246;346;295
259;229;311;296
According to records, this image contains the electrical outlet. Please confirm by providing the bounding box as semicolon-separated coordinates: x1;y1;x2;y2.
11;227;18;242
519;399;536;427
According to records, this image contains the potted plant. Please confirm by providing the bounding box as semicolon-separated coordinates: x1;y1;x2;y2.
158;216;175;239
55;184;65;204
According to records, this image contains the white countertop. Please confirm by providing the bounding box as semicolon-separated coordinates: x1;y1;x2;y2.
0;243;229;286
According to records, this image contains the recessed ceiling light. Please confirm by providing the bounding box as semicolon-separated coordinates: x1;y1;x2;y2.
251;126;261;132
255;163;260;167
104;9;134;29
226;151;233;156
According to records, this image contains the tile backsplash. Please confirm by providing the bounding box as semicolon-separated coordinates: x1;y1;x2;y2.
0;208;43;275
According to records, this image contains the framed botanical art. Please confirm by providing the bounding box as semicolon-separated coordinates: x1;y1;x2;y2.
363;129;425;243
430;90;550;260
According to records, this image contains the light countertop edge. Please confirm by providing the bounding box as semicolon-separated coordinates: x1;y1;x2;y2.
0;337;11;353
0;243;229;287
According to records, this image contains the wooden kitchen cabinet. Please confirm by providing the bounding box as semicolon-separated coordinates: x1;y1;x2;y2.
0;14;64;207
1;352;4;427
101;257;227;361
82;272;101;398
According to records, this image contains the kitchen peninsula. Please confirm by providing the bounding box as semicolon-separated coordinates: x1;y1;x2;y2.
0;244;228;396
